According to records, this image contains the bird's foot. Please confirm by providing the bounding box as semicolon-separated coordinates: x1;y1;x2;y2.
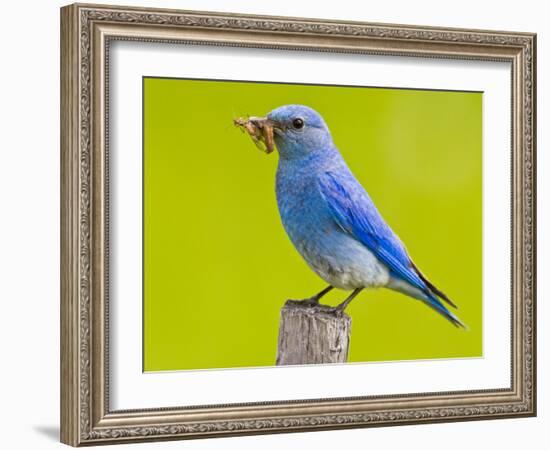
334;305;346;317
285;286;334;309
286;297;321;308
284;299;349;319
313;304;348;318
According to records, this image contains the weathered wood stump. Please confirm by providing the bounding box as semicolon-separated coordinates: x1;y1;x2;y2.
276;300;352;366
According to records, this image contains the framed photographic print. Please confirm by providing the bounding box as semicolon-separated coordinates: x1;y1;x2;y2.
60;3;536;446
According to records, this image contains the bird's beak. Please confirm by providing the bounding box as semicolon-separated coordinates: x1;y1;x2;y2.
234;116;283;154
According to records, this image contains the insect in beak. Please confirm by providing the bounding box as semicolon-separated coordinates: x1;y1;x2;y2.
234;116;281;154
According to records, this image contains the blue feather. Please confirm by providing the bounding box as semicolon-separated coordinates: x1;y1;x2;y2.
318;171;465;328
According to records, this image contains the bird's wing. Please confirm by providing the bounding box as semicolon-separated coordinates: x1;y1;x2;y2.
318;171;463;326
318;171;427;291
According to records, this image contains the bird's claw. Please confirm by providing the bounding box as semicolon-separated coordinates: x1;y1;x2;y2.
331;306;346;317
287;297;320;308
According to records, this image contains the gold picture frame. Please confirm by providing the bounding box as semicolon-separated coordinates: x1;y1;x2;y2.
60;2;536;446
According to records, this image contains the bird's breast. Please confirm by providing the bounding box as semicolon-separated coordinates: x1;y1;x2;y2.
275;166;390;290
275;167;329;239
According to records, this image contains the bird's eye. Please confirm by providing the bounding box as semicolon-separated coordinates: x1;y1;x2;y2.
292;118;304;130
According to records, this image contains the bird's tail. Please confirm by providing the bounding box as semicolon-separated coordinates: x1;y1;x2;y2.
422;292;467;329
409;262;466;328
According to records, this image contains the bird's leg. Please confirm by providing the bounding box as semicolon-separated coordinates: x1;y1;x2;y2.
291;285;334;307
308;285;334;305
334;288;363;313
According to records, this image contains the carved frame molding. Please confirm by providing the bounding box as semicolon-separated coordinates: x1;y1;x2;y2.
61;3;536;446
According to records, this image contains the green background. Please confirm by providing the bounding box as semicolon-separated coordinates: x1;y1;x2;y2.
143;77;482;372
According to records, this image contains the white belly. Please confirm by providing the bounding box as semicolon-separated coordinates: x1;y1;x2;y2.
297;237;391;290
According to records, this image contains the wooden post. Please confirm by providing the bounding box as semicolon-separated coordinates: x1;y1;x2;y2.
276;300;352;366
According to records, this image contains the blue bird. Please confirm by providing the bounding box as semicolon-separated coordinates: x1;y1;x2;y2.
245;105;465;328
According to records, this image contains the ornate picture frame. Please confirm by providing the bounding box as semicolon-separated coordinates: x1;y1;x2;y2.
60;3;536;446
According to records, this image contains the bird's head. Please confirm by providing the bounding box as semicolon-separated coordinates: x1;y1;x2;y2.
240;105;333;160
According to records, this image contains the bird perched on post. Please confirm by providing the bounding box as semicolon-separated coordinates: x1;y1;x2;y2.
235;104;465;328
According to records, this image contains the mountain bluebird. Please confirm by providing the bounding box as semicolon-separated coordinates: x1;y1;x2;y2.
240;104;464;328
